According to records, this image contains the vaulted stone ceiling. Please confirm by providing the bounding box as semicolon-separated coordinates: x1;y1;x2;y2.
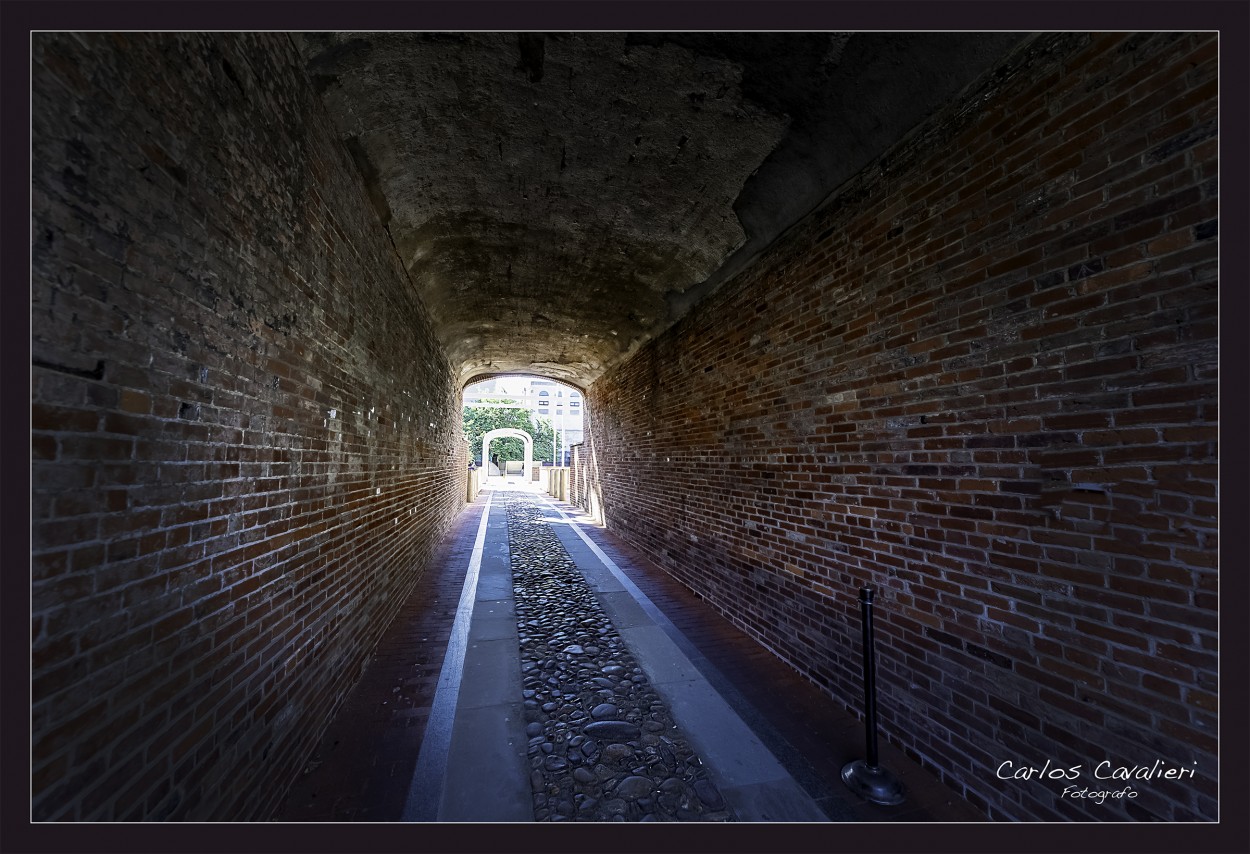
298;32;1025;389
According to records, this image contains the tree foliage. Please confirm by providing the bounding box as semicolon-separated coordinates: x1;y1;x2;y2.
462;401;555;465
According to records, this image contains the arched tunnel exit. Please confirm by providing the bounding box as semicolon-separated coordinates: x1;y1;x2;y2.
24;21;1226;834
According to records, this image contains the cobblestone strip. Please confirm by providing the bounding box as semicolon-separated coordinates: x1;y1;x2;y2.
507;493;735;822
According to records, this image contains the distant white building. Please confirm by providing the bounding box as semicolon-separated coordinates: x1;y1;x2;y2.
464;376;584;465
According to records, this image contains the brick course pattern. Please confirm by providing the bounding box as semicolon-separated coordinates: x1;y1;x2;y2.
581;32;1218;821
31;34;465;820
570;443;589;511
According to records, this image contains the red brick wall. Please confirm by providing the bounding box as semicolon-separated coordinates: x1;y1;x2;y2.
584;32;1218;821
31;34;465;820
570;443;588;510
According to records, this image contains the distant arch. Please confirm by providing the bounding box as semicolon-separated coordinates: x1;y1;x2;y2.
462;372;585;395
482;428;533;477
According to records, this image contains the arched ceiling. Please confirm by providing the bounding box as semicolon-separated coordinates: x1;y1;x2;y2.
298;32;1026;389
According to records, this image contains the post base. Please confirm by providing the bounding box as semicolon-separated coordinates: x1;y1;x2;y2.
842;759;906;806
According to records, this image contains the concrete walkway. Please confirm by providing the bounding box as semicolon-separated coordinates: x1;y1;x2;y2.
400;490;531;821
274;483;985;823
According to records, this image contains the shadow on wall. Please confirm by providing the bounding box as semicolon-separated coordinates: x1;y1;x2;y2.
30;32;467;822
571;31;1220;824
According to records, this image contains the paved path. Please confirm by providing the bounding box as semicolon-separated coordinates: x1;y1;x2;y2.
274;484;985;823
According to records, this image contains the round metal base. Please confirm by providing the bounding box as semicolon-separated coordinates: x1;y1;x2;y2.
842;759;906;806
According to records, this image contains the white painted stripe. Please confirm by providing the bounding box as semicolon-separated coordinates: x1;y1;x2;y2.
401;492;493;822
536;493;669;627
536;492;829;821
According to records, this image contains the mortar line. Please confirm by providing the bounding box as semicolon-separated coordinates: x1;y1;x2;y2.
400;491;493;822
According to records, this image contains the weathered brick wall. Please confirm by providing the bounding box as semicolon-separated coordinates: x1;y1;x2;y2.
569;443;588;511
585;32;1218;821
31;34;465;820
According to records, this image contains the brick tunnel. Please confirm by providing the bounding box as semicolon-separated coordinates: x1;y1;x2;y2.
25;23;1227;833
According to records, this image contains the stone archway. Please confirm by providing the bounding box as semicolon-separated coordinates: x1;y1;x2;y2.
482;428;533;478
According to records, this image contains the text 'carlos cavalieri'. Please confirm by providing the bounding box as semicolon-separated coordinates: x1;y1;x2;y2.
997;759;1198;804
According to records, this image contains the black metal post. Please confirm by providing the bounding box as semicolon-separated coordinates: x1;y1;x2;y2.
861;587;881;768
842;586;906;805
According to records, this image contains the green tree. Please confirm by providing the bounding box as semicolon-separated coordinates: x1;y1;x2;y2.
462;401;555;465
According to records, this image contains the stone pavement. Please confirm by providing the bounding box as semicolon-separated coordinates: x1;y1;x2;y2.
274;483;985;823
